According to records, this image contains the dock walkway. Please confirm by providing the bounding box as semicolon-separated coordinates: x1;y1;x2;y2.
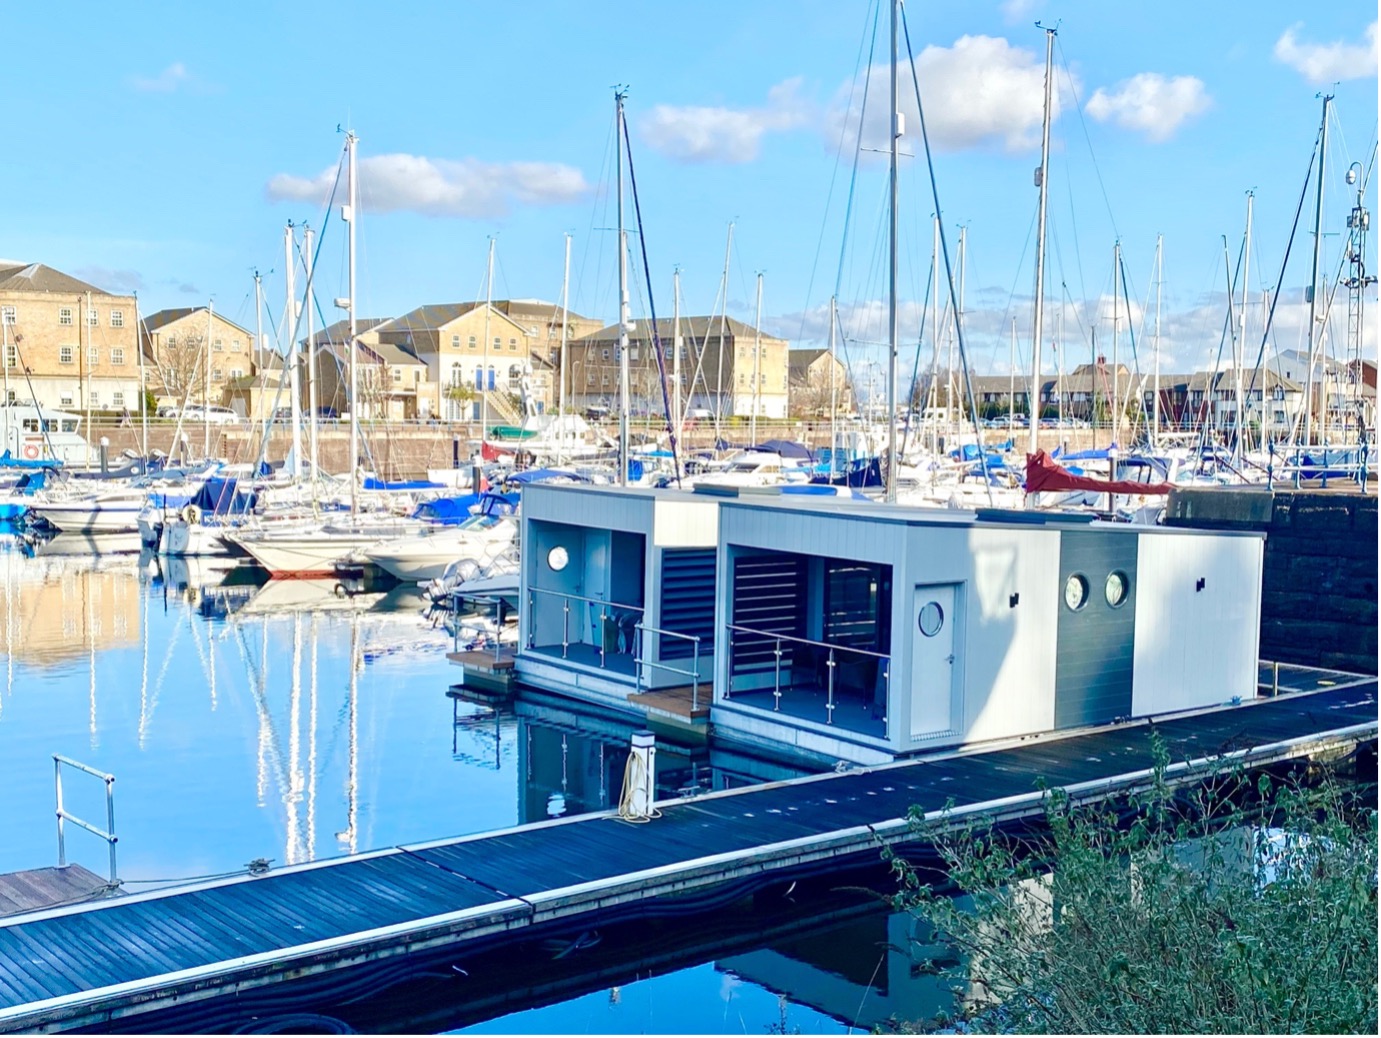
0;670;1374;1033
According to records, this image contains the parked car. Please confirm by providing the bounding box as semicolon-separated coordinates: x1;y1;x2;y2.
183;405;242;425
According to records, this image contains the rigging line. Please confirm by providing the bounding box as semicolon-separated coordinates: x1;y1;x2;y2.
901;3;992;503
899;254;935;456
621;104;681;486
1056;37;1119;240
833;0;882;304
1116;248;1153;434
1198;237;1244;454
1245;127;1320;404
798;0;881;345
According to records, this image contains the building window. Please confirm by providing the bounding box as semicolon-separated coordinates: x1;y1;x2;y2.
59;307;73;326
392;368;402;383
59;392;73;406
212;368;223;380
468;336;477;350
508;337;517;351
0;306;14;326
3;345;14;367
492;337;501;351
89;390;99;405
230;368;244;379
586;371;595;385
87;309;98;326
231;339;242;352
59;346;74;364
601;374;610;386
452;335;461;348
88;347;99;367
166;335;177;348
112;391;125;407
629;347;639;361
601;348;610;361
110;310;125;328
111;348;125;365
213;338;224;351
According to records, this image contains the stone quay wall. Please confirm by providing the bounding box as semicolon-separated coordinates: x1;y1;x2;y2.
1166;487;1378;675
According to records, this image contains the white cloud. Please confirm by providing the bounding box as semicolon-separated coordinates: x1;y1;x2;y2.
1085;73;1211;142
999;0;1038;25
265;153;589;218
639;78;811;163
831;35;1069;154
1273;21;1378;84
130;62;192;93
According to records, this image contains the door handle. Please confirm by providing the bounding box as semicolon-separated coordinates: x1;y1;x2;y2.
946;654;955;664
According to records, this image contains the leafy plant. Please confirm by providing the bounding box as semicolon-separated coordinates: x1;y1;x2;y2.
889;748;1378;1034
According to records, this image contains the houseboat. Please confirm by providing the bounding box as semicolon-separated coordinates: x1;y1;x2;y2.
513;484;1264;766
0;404;89;465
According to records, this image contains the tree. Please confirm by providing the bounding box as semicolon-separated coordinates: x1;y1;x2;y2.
790;365;855;418
889;748;1378;1034
150;331;208;405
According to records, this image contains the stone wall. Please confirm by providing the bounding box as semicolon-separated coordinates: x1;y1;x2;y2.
1166;487;1378;675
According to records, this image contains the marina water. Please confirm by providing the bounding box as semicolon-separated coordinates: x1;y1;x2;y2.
0;541;894;1034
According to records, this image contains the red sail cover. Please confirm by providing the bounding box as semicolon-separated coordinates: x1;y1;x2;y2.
1024;450;1174;496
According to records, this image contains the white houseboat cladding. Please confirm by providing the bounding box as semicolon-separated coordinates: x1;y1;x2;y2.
515;484;1265;766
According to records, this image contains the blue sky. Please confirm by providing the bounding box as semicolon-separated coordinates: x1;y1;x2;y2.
0;1;1375;379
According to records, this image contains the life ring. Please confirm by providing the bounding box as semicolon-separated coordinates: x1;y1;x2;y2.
181;504;202;525
21;443;39;460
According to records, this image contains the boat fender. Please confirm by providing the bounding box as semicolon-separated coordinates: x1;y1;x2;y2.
182;503;202;525
21;443;40;460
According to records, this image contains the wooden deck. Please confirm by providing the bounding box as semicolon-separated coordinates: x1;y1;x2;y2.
0;867;114;918
0;673;1374;1034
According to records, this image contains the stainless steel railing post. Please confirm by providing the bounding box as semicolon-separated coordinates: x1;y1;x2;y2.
825;647;836;725
54;757;65;868
772;637;783;712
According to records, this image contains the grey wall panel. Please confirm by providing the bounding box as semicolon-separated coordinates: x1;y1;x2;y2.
1055;530;1138;728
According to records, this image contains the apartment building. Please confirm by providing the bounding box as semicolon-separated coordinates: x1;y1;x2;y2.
140;307;258;412
0;263;141;412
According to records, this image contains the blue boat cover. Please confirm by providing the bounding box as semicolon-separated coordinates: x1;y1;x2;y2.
362;477;446;490
189;477;257;516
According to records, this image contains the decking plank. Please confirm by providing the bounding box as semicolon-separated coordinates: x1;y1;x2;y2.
0;679;1370;1030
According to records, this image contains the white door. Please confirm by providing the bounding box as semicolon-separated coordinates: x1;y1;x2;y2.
910;583;959;738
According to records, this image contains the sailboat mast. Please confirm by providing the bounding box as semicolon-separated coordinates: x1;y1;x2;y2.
616;89;631;486
1009;317;1016;433
558;232;571;464
828;296;838;479
1030;25;1056;457
135;294;147;460
750;273;763;446
285;223;303;478
885;0;900;502
1153;234;1163;447
482;237;494;446
1302;94;1332;450
671;266;681;442
1112;241;1121;441
1237;192;1253;460
304;223;319;480
253;271;265;443
344;130;358;515
715;222;733;443
956;225;966;427
204;298;213;459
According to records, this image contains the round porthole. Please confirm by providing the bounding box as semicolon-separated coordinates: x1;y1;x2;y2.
546;545;569;572
1064;573;1089;611
1105;570;1130;607
918;601;944;637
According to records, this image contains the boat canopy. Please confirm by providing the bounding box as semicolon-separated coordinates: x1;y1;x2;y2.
188;477;258;516
1025;449;1173;496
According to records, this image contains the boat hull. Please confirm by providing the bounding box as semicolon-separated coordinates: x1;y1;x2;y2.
32;504;143;534
233;533;388;578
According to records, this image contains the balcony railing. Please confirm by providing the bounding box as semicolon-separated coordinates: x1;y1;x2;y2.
527;586;644;674
725;623;890;735
633;624;702;709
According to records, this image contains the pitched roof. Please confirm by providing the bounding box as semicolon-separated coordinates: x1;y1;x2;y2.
0;263;114;297
579;315;783;344
309;323;425;367
141;306;254;339
494;299;595;327
304;318;390;348
372;302;483;333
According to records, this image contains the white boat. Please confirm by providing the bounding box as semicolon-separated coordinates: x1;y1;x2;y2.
231;515;426;577
362;512;517;583
0;404;90;466
689;451;810;490
31;488;150;533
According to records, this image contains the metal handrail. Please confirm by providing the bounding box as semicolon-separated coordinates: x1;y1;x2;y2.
725;623;891;728
527;586;645;669
54;754;118;885
633;624;702;710
725;623;891;660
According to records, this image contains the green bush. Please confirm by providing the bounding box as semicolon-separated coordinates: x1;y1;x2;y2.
889;747;1378;1034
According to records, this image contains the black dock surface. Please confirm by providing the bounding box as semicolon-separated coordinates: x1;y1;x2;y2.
0;671;1374;1033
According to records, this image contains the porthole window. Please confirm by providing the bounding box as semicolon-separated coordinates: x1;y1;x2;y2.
1105;570;1130;608
918;601;944;637
1064;573;1089;611
546;546;569;572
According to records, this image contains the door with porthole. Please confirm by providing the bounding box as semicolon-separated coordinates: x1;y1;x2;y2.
911;583;960;739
